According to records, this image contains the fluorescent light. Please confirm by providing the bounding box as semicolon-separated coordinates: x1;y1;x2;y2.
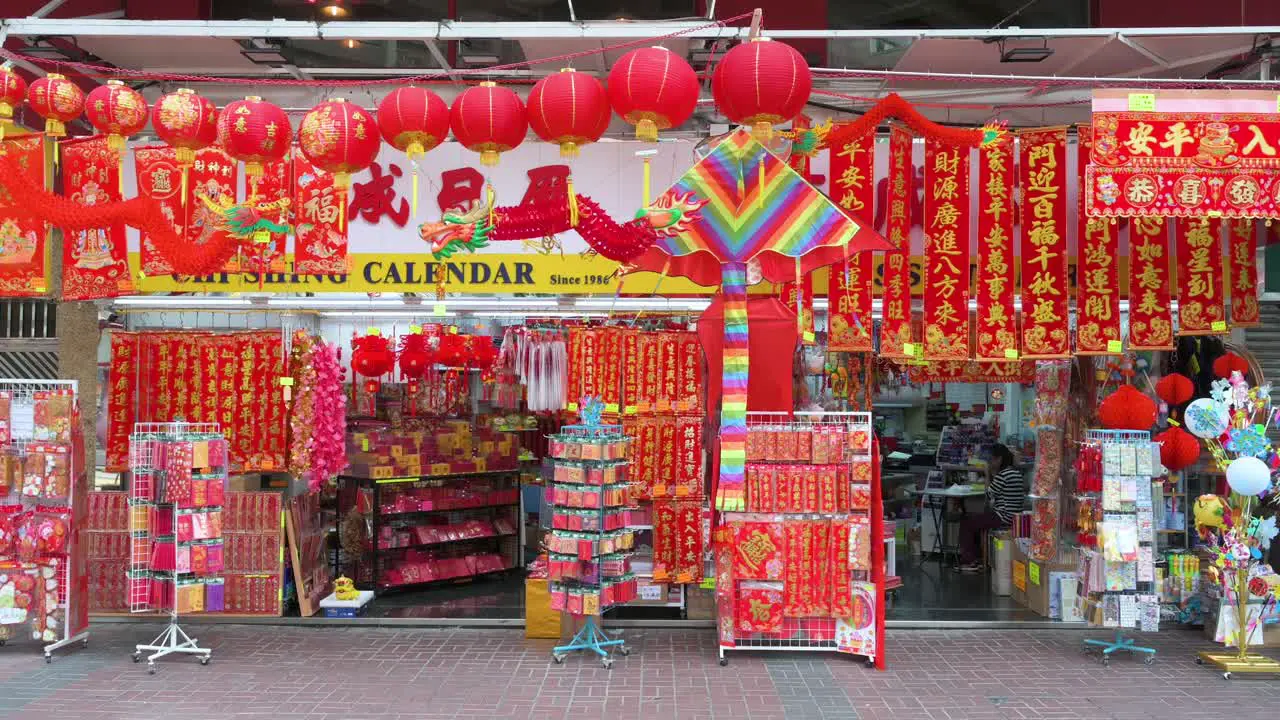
575;298;708;311
320;311;458;318
475;311;609;319
113;296;254;308
241;48;289;65
267;297;560;309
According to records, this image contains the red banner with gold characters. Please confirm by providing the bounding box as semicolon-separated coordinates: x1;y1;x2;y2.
1075;125;1122;355
1018;128;1070;359
675;332;702;413
881;125;915;357
903;360;1035;385
827;129;875;352
293;152;349;276
223;156;289;275
922;138;970;359
106;333;137;472
0;134;49;297
1228;218;1260;326
134;145;239;277
1174;217;1226;335
1128;217;1174;349
60;136;133;300
976;137;1016;360
778;272;815;344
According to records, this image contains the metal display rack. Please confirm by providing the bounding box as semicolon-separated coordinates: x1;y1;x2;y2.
127;421;222;673
0;379;88;662
717;411;884;667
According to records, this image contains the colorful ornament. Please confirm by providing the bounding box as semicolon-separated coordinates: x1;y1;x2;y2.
1098;384;1156;431
1194;494;1232;531
398;329;436;380
351;329;395;391
216;96;293;177
449;82;527;166
1226;425;1271;459
607;46;700;142
26;73;84;137
527;69;611;158
711;37;812;141
1156;426;1200;472
376;87;450;158
84;80;148;152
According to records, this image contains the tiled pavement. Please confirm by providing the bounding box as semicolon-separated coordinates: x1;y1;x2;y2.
2;624;1280;719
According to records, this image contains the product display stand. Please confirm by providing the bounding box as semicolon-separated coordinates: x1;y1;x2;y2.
545;405;637;668
127;422;224;673
1078;429;1159;666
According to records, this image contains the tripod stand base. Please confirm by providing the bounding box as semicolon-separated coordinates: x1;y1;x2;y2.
133;619;211;674
1196;651;1280;679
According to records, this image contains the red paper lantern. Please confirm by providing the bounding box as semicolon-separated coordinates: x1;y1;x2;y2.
450;82;527;167
85;80;148;152
351;332;395;379
1098;385;1157;431
376;87;450;159
607;46;699;142
467;335;498;368
1156;426;1201;472
1213;352;1249;379
217;96;293;177
528;69;611;158
0;67;26;125
26;73;84;138
712;37;812;140
1155;373;1195;407
398;331;435;380
152;88;219;166
298;98;380;188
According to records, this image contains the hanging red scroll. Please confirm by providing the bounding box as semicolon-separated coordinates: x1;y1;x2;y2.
1128;217;1174;350
922;139;970;359
293;152;349;276
827;129;874;352
1075;126;1122;355
976;137;1017;360
1227;219;1260;326
902;359;1035;385
134;145;238;276
881;125;915;358
1174;217;1226;335
0;134;49;297
778;272;815;344
1018;128;1070;359
224;155;289;275
106;333;137;472
60;136;132;300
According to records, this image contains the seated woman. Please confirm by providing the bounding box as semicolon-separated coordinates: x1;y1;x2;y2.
956;443;1023;573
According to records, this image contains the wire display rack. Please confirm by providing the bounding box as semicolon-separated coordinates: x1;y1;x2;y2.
0;379;88;663
717;411;884;668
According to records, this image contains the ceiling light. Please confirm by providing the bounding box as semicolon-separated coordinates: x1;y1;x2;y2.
343;39;360;49
113;296;255;309
460;53;500;66
321;311;458;318
996;39;1053;63
241;47;289;65
21;42;71;61
319;1;349;18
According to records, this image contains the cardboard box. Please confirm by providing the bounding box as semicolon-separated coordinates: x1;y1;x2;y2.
1010;540;1077;617
227;474;261;492
1010;542;1029;607
1060;576;1084;622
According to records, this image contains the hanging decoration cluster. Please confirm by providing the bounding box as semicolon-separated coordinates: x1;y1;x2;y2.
1098;384;1157;431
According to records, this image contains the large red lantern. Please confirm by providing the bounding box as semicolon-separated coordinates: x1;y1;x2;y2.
1155;373;1195;407
217;96;292;177
607;46;699;142
528;69;610;158
398;331;436;380
152;88;219;165
1213;352;1249;380
450;82;527;166
376;87;450;159
85;80;148;152
27;73;84;138
352;330;395;398
298;98;380;186
0;67;26;132
1099;385;1157;431
712;37;811;141
1156;426;1201;472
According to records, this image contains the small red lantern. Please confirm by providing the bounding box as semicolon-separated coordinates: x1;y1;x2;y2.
450;82;527;166
217;96;293;177
376;87;450;159
352;330;395;381
1156;426;1201;472
528;69;610;158
85;80;148;152
152;88;219;166
363;379;381;395
607;46;699;142
1099;385;1157;431
712;37;812;141
1155;373;1195;407
398;331;435;380
298;98;380;187
27;73;84;138
435;333;467;367
0;67;26;130
1213;352;1249;380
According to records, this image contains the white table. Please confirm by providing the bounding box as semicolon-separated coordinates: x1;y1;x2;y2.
907;486;987;563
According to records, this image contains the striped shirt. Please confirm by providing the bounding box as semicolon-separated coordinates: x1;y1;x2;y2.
988;467;1024;524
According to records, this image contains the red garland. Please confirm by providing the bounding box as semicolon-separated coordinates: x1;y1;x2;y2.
825;93;987;150
0;153;238;275
484;193;656;262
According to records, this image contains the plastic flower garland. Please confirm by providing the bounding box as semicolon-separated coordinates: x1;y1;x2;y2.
308;339;347;492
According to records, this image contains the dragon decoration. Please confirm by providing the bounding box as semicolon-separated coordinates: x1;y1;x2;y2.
419;190;709;263
196;192;292;241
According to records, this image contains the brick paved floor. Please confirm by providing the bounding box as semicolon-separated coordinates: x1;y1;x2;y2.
2;624;1280;720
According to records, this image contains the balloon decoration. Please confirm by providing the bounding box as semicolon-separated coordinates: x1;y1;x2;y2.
1185;397;1231;439
449;82;527;166
1156;426;1200;472
217;96;292;177
1098;384;1157;431
1155;373;1195;407
376;86;450;216
711;37;812;140
0;67;27;132
527;69;611;158
607;46;699;142
26;73;84;137
1213;352;1249;380
84;80;148;152
1226;456;1272;496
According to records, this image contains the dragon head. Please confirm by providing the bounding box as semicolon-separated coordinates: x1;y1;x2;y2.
635;191;709;238
418;205;493;259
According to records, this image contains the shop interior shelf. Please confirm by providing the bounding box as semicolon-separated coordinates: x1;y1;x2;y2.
339;469;521;486
370;531;518;553
377;565;517;592
378;501;520;518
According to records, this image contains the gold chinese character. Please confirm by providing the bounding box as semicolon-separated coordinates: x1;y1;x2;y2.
1084;294;1112;321
1228;177;1259;206
932;202;960;228
1027;271;1060;296
1124;122;1157;156
1243;125;1277;156
933;174;959;201
1030;298;1060;324
1159;122;1193;155
1126;176;1157;205
837;165;866;190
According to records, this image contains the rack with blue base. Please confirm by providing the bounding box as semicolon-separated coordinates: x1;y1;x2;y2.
1083;632;1155;666
551;616;630;668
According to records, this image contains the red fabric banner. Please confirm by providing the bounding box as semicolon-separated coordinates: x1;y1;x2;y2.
60;136;132;300
902;359;1035;384
1227;218;1260;326
1128;217;1175;350
105;333;137;472
778;272;815;344
1076;125;1122;355
134;145;238;277
1018;128;1070;359
1174;217;1226;335
880;125;915;357
976;137;1017;360
922;139;970;359
224;156;289;275
827;130;874;352
1091;112;1280;166
0;135;49;297
293;152;350;276
675;332;702;413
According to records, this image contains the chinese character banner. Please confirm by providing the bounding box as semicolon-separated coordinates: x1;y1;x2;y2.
1128;217;1174;350
1075;125;1121;355
60;136;133;301
880;125;915;358
975;137;1017;360
1018;128;1071;359
922;139;970;359
826;128;874;352
1173;217;1225;335
1227;219;1260;326
0;134;49;297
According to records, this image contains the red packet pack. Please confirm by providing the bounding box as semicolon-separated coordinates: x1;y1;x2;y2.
0;504;25;558
746;428;764;461
836;465;850;510
775;430;796;462
795;429;812;463
818;466;837;513
773;465;790;512
789;467;806;512
810;428;829;464
207;478;225;507
828;428;847;463
758;465;776;512
176;514;194;543
851;484;871;511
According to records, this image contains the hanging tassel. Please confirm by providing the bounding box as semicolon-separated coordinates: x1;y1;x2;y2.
642;157;652;207
118;155;125;197
757;158;765;210
412;170;420;218
180;166;189;208
486;183;496;230
794;257;804;336
567;176;579;227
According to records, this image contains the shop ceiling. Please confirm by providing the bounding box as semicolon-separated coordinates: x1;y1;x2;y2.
4;16;1280;128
